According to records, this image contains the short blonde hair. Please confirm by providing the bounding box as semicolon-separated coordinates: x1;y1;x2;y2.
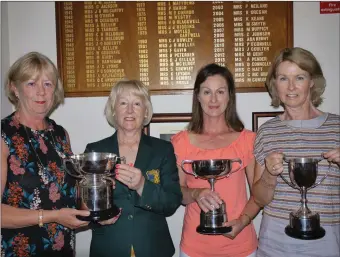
266;47;326;108
104;79;153;129
5;51;64;110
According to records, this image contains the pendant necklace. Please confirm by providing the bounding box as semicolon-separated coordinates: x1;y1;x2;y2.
23;124;65;184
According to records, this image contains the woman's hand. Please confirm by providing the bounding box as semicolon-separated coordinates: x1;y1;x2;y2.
192;188;223;213
323;147;340;166
99;208;122;226
54;208;90;229
223;214;250;239
115;163;145;192
265;152;284;176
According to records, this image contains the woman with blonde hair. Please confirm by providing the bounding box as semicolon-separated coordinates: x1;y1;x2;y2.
85;79;182;257
1;52;90;256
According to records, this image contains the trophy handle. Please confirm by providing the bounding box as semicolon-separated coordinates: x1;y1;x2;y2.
117;156;126;164
63;158;84;179
282;156;300;190
181;160;197;177
307;161;331;191
228;158;243;176
279;174;299;190
105;156;126;177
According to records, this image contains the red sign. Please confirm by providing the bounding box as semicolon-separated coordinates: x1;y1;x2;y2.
320;1;340;14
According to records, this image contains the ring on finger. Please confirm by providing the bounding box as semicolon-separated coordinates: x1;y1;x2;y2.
272;166;276;171
199;196;205;201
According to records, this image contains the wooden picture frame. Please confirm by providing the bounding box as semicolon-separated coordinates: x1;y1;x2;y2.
252;111;283;132
144;113;192;140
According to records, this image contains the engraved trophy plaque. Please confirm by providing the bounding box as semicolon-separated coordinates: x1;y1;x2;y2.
281;157;330;240
64;152;125;222
181;159;242;235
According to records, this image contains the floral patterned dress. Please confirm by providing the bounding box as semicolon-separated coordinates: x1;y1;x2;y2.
1;112;76;257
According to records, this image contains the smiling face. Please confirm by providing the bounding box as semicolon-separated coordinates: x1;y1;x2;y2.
275;61;314;109
13;72;56;119
197;74;229;118
114;89;147;132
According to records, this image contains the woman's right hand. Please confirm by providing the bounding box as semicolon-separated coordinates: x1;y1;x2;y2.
264;152;284;176
193;188;223;213
54;208;90;229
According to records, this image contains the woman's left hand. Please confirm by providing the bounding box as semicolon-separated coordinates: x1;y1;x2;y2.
323;147;340;166
115;163;145;191
99;208;122;226
223;215;250;239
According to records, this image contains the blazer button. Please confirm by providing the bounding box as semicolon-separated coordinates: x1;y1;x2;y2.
128;214;133;220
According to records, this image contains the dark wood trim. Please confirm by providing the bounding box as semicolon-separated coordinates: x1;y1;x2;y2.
252;111;283;132
143;113;192;135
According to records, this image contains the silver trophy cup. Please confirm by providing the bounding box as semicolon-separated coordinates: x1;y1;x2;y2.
64;152;126;222
181;159;242;235
281;157;330;240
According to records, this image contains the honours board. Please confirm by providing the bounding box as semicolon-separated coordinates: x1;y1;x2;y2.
55;1;293;96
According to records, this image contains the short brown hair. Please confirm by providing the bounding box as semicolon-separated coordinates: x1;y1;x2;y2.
188;63;244;134
104;79;153;129
266;47;326;108
5;51;64;110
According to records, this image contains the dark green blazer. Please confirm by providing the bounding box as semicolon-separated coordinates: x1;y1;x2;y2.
85;132;182;257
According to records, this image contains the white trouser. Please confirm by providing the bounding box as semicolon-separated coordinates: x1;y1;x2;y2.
179;250;257;257
257;214;340;257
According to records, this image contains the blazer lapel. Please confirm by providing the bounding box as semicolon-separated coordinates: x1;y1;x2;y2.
110;132;131;194
110;132;119;156
134;133;152;174
130;133;153;202
114;132;152;194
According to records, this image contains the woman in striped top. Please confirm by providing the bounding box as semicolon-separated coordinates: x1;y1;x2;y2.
253;47;340;257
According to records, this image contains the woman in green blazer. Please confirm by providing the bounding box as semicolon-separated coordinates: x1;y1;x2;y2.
85;79;182;257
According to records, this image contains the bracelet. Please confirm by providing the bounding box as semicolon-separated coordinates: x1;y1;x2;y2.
38;209;44;227
240;213;252;226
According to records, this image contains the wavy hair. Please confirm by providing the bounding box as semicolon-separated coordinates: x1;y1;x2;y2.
266;47;326;107
104;79;153;129
5;51;64;110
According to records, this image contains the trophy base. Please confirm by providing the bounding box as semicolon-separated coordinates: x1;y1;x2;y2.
196;225;232;235
76;205;120;222
285;226;325;240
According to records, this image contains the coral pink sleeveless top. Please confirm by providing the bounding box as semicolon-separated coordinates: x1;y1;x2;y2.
171;130;258;257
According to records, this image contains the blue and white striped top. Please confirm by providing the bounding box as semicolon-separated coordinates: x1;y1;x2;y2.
254;113;340;224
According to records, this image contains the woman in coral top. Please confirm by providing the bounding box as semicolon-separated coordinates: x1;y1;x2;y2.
171;63;260;257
